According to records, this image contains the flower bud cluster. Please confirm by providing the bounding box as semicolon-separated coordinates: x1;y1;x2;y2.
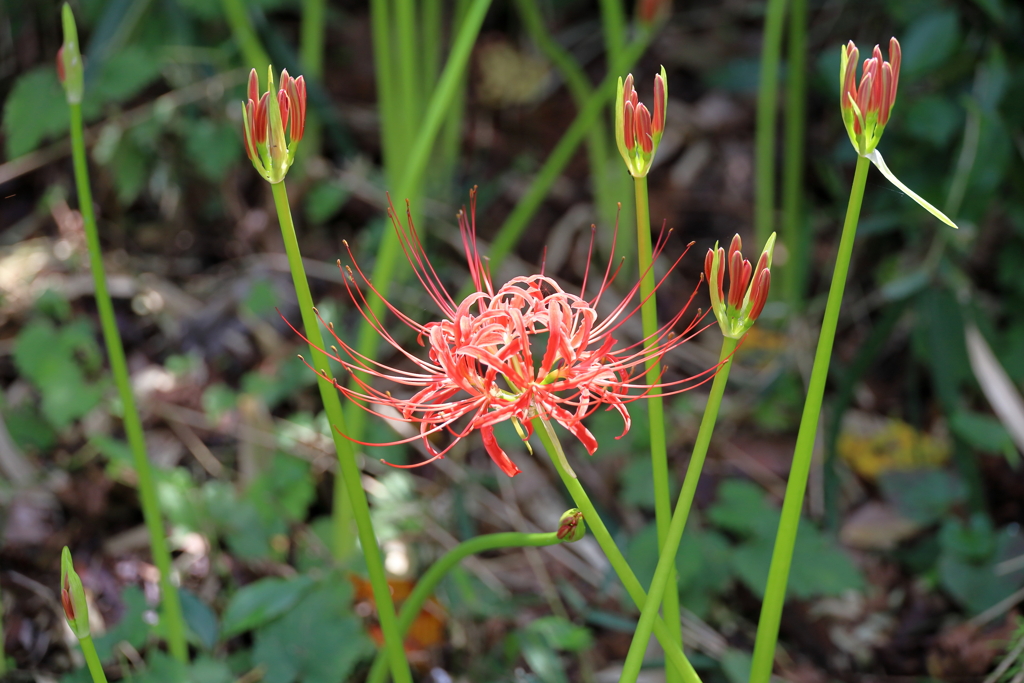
705;233;776;339
557;509;586;543
56;4;84;104
61;547;90;640
840;38;901;156
242;67;307;183
615;68;667;178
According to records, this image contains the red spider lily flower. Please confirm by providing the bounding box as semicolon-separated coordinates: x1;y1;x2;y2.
615;68;668;177
242;66;307;183
704;232;776;339
840;38;900;156
289;191;715;477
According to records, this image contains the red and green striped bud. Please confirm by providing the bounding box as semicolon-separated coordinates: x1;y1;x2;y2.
60;546;90;640
242;66;307;183
704;232;776;339
840;38;900;156
615;67;668;177
557;508;586;543
57;4;84;105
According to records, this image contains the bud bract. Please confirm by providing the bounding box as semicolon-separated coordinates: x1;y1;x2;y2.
705;232;776;339
58;4;84;104
60;546;90;639
615;67;668;178
557;508;586;543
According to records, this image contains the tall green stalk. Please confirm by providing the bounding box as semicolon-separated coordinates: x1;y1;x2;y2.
270;182;412;683
532;418;702;683
347;0;492;443
393;0;421;152
79;636;110;683
367;531;562;683
754;0;789;247
220;0;271;73
749;154;870;683
464;33;652;301
632;175;682;674
782;0;807;307
618;337;737;683
69;102;188;664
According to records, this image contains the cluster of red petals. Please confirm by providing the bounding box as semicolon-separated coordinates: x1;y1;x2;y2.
243;68;306;163
704;234;770;321
621;73;665;154
294;191;713;477
842;38;901;132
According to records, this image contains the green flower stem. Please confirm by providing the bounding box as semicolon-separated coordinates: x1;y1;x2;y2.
460;32;652;302
366;531;562;683
617;336;738;683
633;175;681;676
748;153;870;683
514;0;621;262
220;0;271;73
269;182;412;683
781;0;807;307
299;0;325;78
69;102;187;663
79;636;110;683
532;418;702;683
393;0;421;152
369;0;398;173
598;0;627;74
346;0;492;442
754;0;788;247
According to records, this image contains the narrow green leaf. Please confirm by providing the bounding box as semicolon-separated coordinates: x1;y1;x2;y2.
866;149;959;229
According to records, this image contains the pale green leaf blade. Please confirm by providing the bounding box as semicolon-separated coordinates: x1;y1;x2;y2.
866;149;959;229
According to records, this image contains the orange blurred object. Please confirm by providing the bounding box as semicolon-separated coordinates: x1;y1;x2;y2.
350;574;446;666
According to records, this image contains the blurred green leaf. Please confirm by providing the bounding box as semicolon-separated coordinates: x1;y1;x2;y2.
305;180;350;224
247;454;315;523
222;575;316;638
900;10;961;80
525;616;592;653
619;458;678;511
879;470;967;525
950;411;1017;465
180;589;219;650
184;118;242;181
2;67;69;158
93;585;149;662
904;95;962;147
720;649;752;683
251;580;372;683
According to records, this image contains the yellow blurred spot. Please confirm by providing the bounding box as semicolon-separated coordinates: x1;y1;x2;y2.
476;42;550;108
838;411;950;480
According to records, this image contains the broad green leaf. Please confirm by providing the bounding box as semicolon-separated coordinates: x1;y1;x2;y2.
251;581;372;683
221;575;316;638
93;586;150;661
305;180;350;224
900;10;961;80
179;588;220;650
525;616;592;653
866;150;958;229
2;67;69;158
878;470;967;525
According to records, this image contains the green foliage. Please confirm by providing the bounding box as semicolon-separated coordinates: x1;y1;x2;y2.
251;580;373;683
937;516;1024;614
879;470;968;525
13;317;105;429
305;180;351;224
222;576;316;638
515;616;593;683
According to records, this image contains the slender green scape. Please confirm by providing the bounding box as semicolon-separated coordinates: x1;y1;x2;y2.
59;4;188;663
270;183;413;683
782;0;808;307
754;0;789;247
367;531;565;683
618;337;738;683
532;418;703;683
748;153;869;683
633;174;683;676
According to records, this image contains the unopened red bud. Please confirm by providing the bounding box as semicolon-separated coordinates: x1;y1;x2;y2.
290;75;307;141
278;88;290;131
56;46;65;83
704;248;714;284
248;68;259;105
715;247;725;300
728;234;742;262
623;101;636;151
856;71;873;117
879;62;894;125
255;92;269;144
749;270;771;320
635;104;653;153
61;588;75;621
888;38;901;101
653;74;666;134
